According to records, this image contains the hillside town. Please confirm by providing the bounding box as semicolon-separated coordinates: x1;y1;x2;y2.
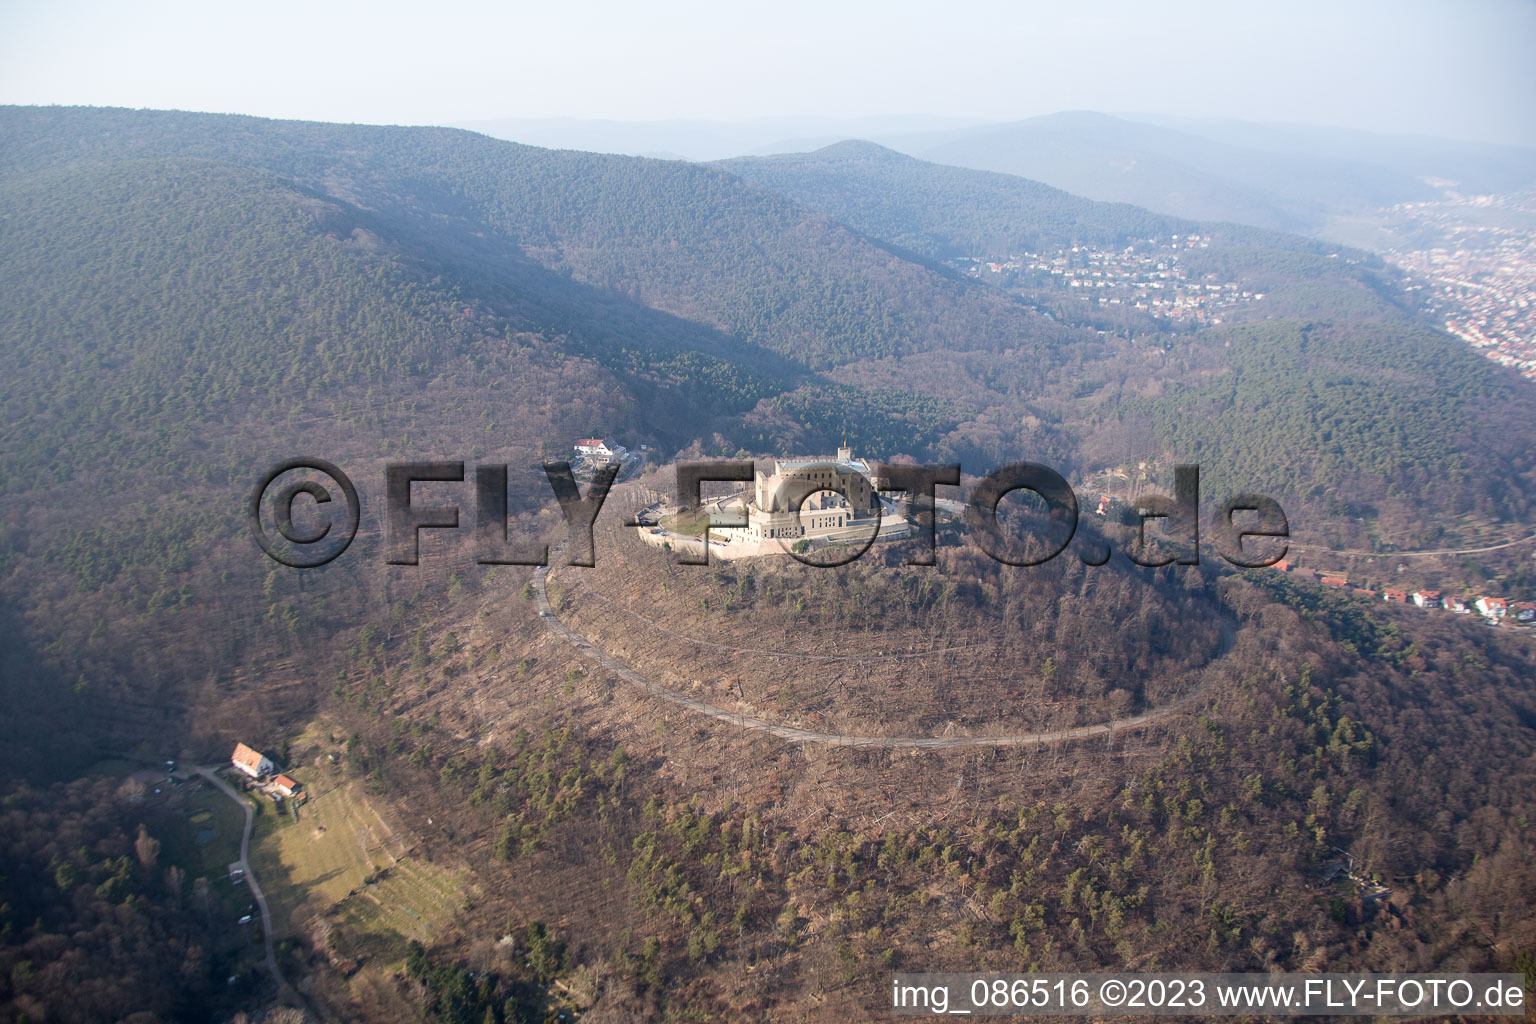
950;234;1266;325
1382;189;1536;381
1086;489;1534;629
1266;558;1534;628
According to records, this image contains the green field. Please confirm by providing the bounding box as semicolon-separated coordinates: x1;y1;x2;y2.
329;858;465;967
250;768;462;959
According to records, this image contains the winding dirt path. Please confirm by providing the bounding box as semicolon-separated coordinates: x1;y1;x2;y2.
532;560;1234;748
194;768;286;987
1288;531;1536;559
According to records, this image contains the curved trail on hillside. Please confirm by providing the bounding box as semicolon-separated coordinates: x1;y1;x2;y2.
1288;531;1536;559
532;560;1235;749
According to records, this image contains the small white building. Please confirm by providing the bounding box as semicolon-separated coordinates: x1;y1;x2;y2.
231;743;274;779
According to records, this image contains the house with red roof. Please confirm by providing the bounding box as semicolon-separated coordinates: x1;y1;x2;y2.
574;437;625;461
231;743;274;779
1476;597;1508;619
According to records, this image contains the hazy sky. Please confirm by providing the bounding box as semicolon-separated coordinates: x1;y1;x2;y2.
2;0;1534;145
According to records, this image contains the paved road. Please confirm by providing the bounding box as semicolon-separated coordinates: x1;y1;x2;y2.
193;767;292;1001
532;561;1234;749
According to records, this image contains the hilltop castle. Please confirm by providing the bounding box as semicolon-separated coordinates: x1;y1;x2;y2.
635;446;912;560
741;445;881;545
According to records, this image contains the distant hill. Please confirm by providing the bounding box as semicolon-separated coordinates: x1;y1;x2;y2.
874;111;1536;234
718;140;1180;258
0;106;1070;421
450;110;1536;238
449;114;989;162
719;140;1298;259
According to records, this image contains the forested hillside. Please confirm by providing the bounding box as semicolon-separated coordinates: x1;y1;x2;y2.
0;107;1063;370
7;107;1533;522
3;106;1534;768
1136;319;1535;519
0;106;1088;776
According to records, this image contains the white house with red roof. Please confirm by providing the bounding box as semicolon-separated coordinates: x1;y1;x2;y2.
1476;597;1508;620
573;437;625;461
230;743;274;779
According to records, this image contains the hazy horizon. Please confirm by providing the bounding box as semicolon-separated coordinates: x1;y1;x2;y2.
3;0;1534;148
